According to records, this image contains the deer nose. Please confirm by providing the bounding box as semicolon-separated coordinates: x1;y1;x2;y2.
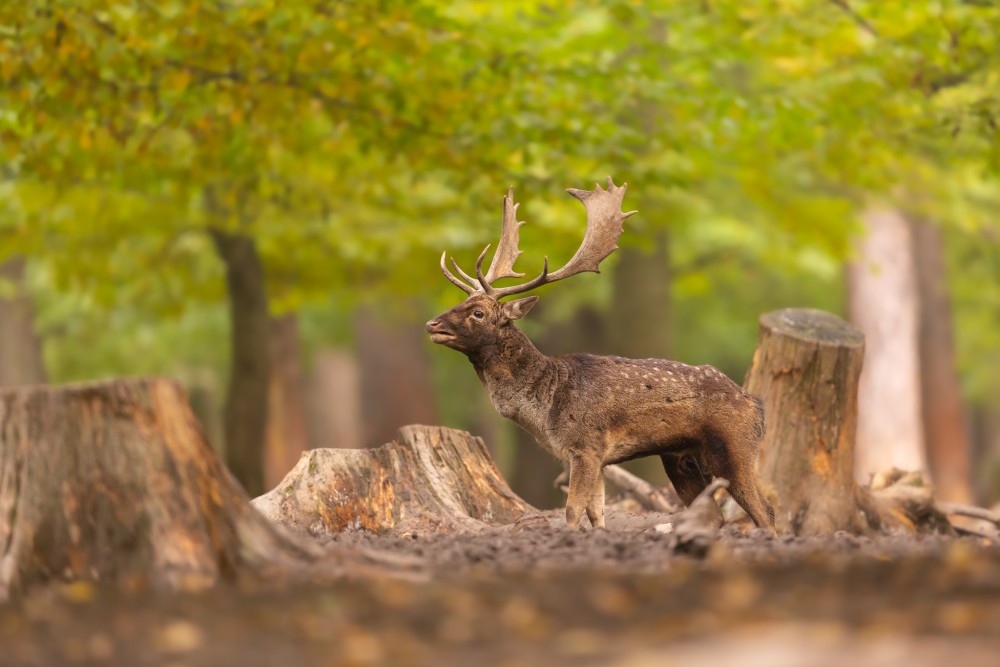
426;319;442;333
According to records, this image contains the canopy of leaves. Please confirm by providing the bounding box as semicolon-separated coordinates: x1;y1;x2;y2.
1;0;999;396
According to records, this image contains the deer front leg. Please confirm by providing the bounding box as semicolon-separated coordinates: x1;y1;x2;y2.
586;468;606;529
565;453;602;531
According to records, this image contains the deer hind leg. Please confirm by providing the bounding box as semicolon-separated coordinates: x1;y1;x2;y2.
566;453;602;531
705;428;776;533
725;471;775;533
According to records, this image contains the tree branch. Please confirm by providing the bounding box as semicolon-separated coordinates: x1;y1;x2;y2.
829;0;879;37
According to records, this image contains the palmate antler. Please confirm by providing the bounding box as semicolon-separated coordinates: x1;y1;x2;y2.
440;177;637;300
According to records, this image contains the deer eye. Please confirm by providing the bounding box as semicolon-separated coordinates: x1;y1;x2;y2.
473;310;485;319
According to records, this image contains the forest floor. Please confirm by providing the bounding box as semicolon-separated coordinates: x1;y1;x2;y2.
2;509;999;666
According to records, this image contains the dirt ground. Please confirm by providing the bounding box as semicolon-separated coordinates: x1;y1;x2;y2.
2;509;999;667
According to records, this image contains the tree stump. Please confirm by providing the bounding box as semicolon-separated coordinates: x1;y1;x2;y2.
253;425;534;535
744;309;879;535
0;379;323;600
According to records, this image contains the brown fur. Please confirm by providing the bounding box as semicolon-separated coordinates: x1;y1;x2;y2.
427;293;775;532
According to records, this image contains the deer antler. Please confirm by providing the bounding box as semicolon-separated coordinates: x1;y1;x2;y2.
486;188;527;284
440;177;636;300
440;187;529;295
490;177;636;299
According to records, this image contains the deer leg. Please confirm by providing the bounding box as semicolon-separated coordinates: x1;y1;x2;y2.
704;429;776;533
725;468;776;533
566;454;601;531
585;468;606;529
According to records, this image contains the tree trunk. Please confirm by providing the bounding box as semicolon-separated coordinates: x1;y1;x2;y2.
847;207;926;482
211;229;271;496
744;308;876;535
0;258;47;387
253;425;533;535
0;378;321;600
609;231;671;357
306;348;363;450
264;314;309;489
354;305;437;448
912;220;974;503
970;405;1000;503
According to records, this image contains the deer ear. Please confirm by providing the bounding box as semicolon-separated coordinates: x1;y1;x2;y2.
501;296;539;321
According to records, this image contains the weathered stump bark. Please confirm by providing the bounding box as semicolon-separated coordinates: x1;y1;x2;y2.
253;425;534;535
744;309;958;536
0;378;322;600
744;309;876;535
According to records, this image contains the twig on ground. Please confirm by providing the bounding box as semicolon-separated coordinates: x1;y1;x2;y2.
603;465;682;513
936;502;1000;526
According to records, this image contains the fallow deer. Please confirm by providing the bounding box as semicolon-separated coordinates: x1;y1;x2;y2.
426;178;775;532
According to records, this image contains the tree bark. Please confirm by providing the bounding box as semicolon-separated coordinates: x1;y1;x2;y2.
253;425;533;535
0;378;321;600
847;207;926;482
744;308;876;535
0;258;47;387
354;305;438;448
912;220;974;503
264;314;309;489
211;229;271;496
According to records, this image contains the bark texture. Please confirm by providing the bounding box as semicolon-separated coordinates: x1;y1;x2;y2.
912;220;974;503
0;258;47;387
253;425;533;535
744;309;876;535
211;229;271;496
0;378;320;601
847;207;926;481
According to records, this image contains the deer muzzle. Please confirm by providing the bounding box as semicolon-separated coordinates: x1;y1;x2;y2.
425;319;455;344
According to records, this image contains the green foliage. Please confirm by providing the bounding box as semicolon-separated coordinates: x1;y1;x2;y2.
1;1;999;399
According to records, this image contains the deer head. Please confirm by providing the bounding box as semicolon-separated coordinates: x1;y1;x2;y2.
426;178;637;354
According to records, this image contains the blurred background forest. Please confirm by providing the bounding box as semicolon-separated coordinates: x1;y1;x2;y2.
1;0;999;507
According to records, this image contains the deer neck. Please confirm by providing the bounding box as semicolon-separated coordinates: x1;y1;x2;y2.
468;326;556;433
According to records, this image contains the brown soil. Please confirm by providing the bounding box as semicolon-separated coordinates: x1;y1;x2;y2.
2;510;999;666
